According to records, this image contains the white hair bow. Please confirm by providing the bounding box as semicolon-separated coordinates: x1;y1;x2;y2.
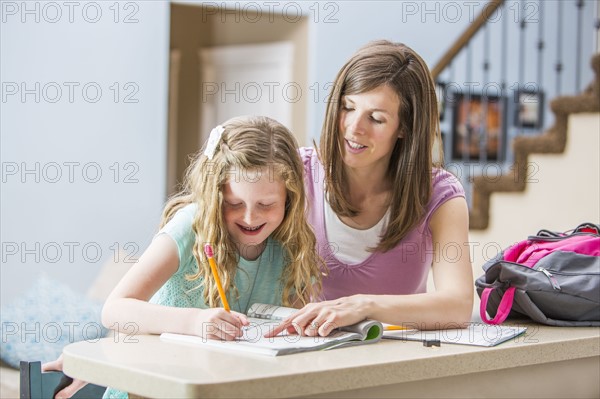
204;125;225;160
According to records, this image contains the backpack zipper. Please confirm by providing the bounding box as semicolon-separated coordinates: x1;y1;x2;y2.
527;232;600;242
543;271;600;276
537;267;561;290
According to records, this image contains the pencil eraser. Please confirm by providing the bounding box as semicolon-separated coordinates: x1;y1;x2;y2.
204;244;214;258
423;340;441;347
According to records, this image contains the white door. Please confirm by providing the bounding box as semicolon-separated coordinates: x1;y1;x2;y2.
199;42;294;140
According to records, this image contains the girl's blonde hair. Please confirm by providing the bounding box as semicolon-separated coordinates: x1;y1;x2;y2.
161;116;322;308
320;40;443;252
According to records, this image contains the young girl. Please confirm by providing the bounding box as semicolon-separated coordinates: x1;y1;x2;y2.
269;40;474;338
102;115;322;339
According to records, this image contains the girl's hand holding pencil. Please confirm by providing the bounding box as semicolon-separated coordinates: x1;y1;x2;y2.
195;244;249;340
191;308;249;341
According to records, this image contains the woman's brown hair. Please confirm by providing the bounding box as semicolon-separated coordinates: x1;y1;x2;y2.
320;40;443;252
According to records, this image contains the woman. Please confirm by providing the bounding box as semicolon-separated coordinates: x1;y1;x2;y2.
268;40;474;337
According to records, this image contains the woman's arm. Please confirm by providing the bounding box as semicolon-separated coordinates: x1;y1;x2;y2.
266;197;474;337
102;234;248;340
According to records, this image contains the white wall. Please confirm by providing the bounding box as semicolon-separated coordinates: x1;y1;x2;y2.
1;2;170;302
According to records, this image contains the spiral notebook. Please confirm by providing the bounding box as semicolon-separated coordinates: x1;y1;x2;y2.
383;323;527;347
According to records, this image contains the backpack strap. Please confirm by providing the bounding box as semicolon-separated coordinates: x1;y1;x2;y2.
535;229;562;238
480;286;516;325
534;223;600;239
574;222;600;235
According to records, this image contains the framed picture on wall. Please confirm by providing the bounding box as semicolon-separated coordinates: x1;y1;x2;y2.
435;81;446;121
513;89;544;129
451;93;505;161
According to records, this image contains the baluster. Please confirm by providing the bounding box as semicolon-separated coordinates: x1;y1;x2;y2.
576;0;585;92
501;0;509;164
537;0;544;95
481;24;490;163
556;1;564;95
595;0;600;52
447;61;455;160
464;42;472;164
518;0;527;135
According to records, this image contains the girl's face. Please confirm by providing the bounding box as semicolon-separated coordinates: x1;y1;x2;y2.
338;85;402;171
222;167;287;260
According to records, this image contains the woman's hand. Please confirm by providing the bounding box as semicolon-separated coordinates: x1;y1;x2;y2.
265;295;373;338
41;355;88;399
192;308;249;341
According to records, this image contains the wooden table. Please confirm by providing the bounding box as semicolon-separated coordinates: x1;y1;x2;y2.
63;322;600;398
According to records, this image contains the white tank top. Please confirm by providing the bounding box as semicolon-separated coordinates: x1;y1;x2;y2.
323;194;390;265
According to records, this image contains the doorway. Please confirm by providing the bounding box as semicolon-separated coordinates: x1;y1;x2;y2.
199;41;294;137
168;3;309;194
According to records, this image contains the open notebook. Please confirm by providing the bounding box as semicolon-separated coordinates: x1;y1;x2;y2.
161;303;383;356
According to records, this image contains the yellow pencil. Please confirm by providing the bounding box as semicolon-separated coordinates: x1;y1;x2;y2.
204;244;230;312
384;325;410;331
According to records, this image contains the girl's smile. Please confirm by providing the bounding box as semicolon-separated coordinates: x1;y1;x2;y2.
236;222;266;235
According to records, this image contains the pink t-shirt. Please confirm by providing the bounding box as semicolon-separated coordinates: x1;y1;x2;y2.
300;147;466;300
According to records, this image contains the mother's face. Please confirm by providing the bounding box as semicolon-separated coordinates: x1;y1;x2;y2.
338;84;402;172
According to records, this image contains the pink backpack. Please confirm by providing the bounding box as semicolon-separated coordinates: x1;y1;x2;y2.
475;223;600;326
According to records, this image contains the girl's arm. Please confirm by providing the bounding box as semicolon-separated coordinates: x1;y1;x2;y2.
266;197;474;337
102;234;248;340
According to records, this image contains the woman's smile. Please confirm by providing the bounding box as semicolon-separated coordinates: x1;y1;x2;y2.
345;138;368;153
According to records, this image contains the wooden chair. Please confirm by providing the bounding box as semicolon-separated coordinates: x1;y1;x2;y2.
20;361;106;399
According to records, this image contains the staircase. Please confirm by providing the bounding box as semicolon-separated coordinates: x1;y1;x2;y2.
469;54;600;230
431;0;600;232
